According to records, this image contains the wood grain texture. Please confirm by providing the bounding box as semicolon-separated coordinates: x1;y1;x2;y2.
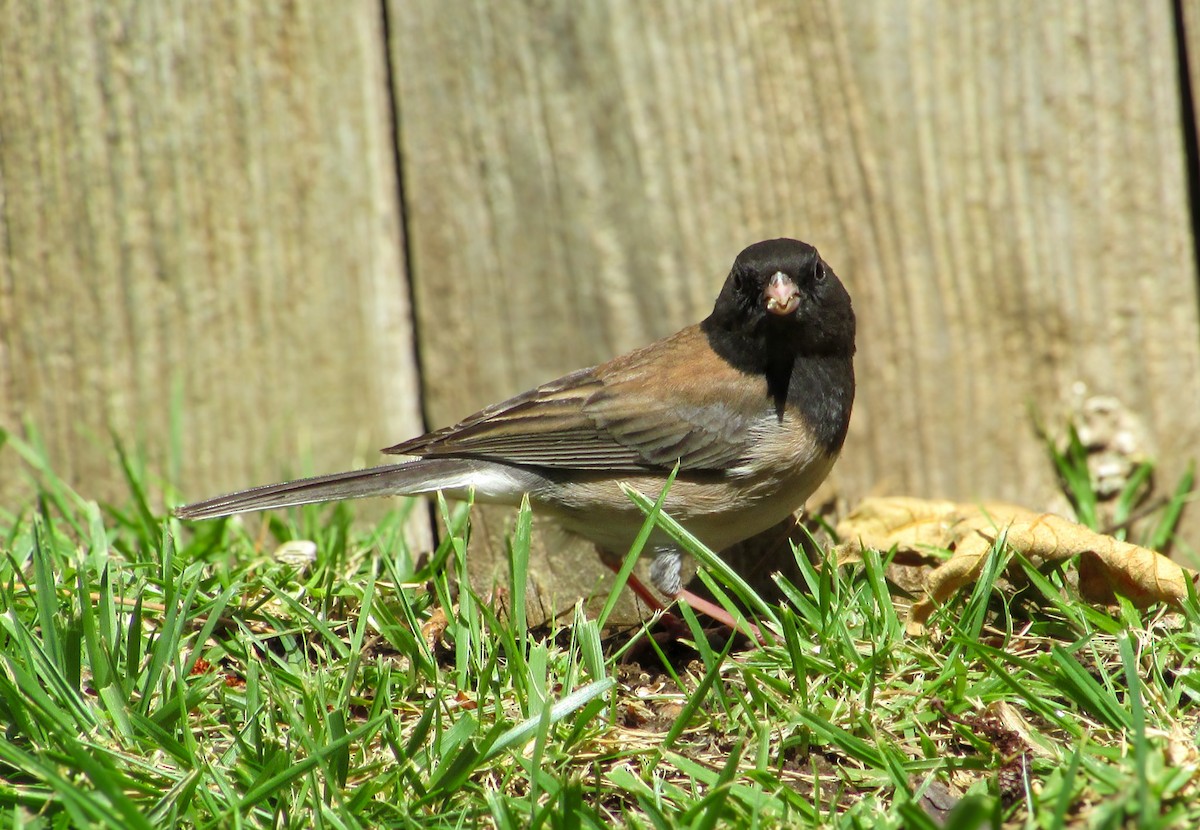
839;1;1198;503
391;0;1200;593
2;1;1197;623
0;2;425;532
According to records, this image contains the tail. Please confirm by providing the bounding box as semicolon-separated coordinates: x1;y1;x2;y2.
174;458;535;521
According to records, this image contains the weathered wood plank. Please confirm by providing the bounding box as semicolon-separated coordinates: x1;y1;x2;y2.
3;1;1196;621
0;2;425;535
391;0;1200;597
840;0;1198;498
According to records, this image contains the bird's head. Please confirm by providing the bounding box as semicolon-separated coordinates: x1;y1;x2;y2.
710;238;855;356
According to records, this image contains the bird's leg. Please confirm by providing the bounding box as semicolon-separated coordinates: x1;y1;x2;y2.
675;587;762;642
608;547;764;643
596;549;692;642
606;562;670;613
597;548;671;612
649;547;763;642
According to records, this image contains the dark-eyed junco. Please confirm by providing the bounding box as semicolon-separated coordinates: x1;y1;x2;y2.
176;238;856;625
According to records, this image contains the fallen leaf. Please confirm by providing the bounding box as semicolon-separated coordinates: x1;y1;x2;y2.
836;497;1195;634
273;539;318;569
421;607;450;652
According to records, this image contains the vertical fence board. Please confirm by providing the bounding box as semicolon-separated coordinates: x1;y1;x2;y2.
0;2;425;544
390;0;1200;604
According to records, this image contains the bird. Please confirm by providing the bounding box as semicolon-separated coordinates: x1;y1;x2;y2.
175;238;856;630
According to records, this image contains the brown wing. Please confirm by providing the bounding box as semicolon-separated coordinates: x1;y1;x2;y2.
383;326;773;472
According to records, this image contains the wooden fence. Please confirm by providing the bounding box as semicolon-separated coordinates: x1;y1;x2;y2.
4;2;1200;610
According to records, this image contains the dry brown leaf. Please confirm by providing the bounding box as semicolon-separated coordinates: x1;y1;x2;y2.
836;497;1195;634
420;606;450;652
1163;722;1199;768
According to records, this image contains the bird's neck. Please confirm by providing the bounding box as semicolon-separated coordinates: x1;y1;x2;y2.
787;354;855;455
701;319;855;455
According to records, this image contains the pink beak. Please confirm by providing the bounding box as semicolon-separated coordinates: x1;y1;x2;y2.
763;271;800;316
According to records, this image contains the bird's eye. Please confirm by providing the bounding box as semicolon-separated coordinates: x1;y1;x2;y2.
814;263;827;283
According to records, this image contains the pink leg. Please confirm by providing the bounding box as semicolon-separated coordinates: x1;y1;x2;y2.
675;587;763;642
601;559;763;643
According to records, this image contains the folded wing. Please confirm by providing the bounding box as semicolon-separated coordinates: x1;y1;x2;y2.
384;327;772;473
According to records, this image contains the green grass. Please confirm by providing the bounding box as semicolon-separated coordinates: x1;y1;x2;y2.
1;430;1199;828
